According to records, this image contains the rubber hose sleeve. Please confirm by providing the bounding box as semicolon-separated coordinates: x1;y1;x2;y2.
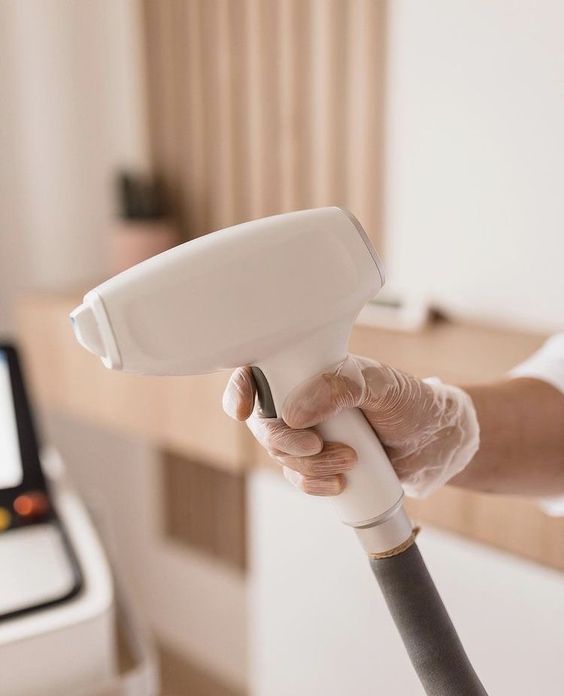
369;542;488;696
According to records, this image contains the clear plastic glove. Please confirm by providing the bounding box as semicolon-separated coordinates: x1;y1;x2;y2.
222;355;479;498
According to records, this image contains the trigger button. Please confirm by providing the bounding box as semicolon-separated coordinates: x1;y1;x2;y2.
250;366;277;418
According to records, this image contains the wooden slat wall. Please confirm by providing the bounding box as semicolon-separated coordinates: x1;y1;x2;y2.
159;643;245;696
20;292;564;575
163;450;247;571
350;323;564;574
142;0;386;244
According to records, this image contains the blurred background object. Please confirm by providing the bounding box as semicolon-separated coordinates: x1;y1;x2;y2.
110;171;178;275
0;0;150;323
2;1;564;695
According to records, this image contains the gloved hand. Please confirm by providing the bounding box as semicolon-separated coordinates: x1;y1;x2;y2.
222;355;479;498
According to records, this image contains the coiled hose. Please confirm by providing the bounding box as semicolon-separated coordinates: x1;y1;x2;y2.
369;542;488;696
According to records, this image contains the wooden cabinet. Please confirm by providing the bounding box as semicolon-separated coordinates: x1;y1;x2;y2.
18;291;564;573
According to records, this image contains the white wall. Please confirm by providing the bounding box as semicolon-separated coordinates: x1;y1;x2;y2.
0;0;149;332
250;469;564;696
385;1;564;332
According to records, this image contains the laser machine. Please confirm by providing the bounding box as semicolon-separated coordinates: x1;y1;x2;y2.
0;344;156;696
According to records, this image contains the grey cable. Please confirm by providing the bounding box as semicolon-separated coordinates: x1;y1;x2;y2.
369;542;488;696
251;369;486;694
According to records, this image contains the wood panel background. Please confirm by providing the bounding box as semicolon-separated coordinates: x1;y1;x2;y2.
142;0;386;245
163;450;247;571
159;642;245;696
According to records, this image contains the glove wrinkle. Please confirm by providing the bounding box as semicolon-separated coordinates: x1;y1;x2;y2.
223;355;480;499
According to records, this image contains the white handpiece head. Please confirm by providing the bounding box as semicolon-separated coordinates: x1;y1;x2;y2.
70;207;384;375
71;207;411;550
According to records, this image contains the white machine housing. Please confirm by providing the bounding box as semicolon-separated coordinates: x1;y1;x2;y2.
0;451;116;696
71;208;412;553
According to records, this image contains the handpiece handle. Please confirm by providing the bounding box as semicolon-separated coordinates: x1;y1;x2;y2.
315;408;403;526
252;351;413;553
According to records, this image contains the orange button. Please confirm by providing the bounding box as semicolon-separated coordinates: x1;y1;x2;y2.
0;507;10;531
14;491;50;519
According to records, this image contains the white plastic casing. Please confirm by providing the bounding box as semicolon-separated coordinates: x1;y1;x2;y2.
71;208;384;375
0;454;115;696
71;208;411;548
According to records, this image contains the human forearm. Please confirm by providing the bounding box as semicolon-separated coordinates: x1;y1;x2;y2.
451;378;564;496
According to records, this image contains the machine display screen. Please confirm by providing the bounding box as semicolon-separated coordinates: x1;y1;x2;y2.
0;351;23;489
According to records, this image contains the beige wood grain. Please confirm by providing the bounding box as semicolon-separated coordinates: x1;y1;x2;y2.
350;321;564;573
159;641;245;696
142;0;387;246
163;450;247;571
350;320;546;384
